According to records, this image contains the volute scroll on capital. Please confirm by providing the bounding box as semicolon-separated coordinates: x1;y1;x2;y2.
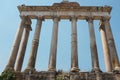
100;16;111;22
70;16;77;21
25;25;32;31
19;15;28;24
25;16;32;25
99;25;105;31
52;16;60;22
37;16;45;21
99;20;105;27
20;15;27;19
20;15;32;27
99;20;105;31
86;16;94;22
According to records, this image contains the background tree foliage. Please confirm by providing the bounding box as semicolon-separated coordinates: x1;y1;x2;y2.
0;70;16;80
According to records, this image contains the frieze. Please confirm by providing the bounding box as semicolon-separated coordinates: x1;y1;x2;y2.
18;2;112;13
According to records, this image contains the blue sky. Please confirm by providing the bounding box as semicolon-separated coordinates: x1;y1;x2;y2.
0;0;120;73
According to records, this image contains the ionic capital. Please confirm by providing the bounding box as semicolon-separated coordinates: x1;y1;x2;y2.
37;16;45;21
20;15;32;25
99;20;105;29
25;17;32;25
86;16;94;22
99;25;104;31
20;15;27;19
52;16;60;22
25;25;32;31
100;16;111;22
70;16;77;21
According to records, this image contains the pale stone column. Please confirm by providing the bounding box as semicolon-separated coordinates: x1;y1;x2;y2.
103;17;120;71
5;16;27;70
48;17;59;71
15;20;32;71
26;17;42;70
99;20;112;72
87;17;100;72
70;17;79;72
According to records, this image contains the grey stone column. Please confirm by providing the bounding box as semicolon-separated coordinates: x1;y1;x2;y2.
5;16;27;70
87;17;100;72
70;17;79;72
103;17;120;71
48;17;59;71
15;20;32;71
99;20;112;72
26;17;42;71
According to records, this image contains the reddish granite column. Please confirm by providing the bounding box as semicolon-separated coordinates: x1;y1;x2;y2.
70;16;79;72
26;17;42;71
5;16;27;70
15;19;32;71
48;17;59;71
87;17;100;72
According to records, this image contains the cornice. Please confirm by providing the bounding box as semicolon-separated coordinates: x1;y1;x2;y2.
18;2;112;14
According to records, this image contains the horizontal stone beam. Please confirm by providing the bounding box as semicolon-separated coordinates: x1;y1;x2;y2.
18;6;112;13
20;11;110;19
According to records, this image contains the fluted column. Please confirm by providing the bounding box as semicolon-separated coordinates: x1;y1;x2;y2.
70;17;79;72
48;17;59;71
99;20;112;72
87;17;100;72
103;17;120;71
26;17;42;70
15;19;32;71
5;16;27;70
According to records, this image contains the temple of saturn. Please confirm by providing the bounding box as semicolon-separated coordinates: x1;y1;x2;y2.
4;1;120;80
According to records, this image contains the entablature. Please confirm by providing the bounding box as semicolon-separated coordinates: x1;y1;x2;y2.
18;2;112;20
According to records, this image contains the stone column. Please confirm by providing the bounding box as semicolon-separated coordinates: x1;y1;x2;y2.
103;17;120;71
87;17;100;72
48;17;59;71
5;16;27;70
99;20;112;72
70;17;79;72
26;17;42;71
15;19;32;71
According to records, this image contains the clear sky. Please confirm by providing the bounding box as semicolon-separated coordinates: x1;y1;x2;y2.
0;0;120;73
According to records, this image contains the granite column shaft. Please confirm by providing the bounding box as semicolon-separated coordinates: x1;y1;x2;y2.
71;17;79;72
5;16;27;70
48;17;59;71
26;18;42;70
87;17;100;72
15;22;32;71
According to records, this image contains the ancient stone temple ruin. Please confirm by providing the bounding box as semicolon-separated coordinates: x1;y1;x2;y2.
4;0;120;80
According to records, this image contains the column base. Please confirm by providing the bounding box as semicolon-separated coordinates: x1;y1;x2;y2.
4;66;14;71
91;68;102;80
91;67;102;73
24;71;56;80
96;73;102;80
47;71;56;80
71;67;80;72
113;67;120;74
24;67;36;74
115;67;120;71
69;71;80;80
48;67;56;72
